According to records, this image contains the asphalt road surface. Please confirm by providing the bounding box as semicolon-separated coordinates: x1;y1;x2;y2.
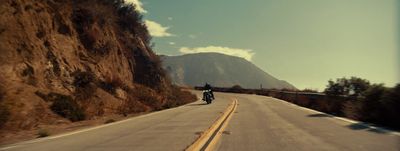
1;92;399;151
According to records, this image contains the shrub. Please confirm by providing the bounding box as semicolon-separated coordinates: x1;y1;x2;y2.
381;84;400;128
49;93;85;122
359;84;387;124
231;85;243;90
0;85;4;101
301;89;319;93
230;85;244;93
73;71;94;88
105;119;116;124
0;86;9;128
165;86;197;108
98;77;124;95
132;55;166;90
21;63;37;86
72;8;95;50
119;94;149;115
133;86;163;110
37;129;50;138
99;81;116;95
46;51;61;76
324;77;370;97
0;104;10;128
73;71;96;101
116;2;144;34
343;100;363;120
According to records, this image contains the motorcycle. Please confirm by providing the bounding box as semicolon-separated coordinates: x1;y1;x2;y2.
202;90;213;104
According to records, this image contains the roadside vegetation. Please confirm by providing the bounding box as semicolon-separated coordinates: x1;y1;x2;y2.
36;92;86;122
0;85;10;128
202;77;400;130
164;85;198;108
325;78;400;128
105;119;116;124
37;129;50;138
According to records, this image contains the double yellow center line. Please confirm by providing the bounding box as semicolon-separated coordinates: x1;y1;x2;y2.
186;99;238;151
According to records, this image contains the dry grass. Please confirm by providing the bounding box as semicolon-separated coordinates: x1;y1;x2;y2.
164;86;197;108
117;84;196;115
119;94;149;116
133;85;163;111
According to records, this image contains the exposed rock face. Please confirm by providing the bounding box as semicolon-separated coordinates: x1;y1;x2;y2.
0;0;186;131
162;53;297;89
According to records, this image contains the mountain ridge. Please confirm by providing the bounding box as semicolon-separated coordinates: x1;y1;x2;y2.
161;53;296;89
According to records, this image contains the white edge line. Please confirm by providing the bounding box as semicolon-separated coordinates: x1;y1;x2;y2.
0;99;202;150
269;97;400;137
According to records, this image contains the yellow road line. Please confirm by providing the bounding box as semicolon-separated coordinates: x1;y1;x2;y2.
205;99;238;151
186;99;238;151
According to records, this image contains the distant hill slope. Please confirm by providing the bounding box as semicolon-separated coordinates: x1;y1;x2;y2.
161;53;296;89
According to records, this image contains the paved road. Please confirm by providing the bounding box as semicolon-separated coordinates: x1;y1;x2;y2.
1;92;399;151
215;94;400;151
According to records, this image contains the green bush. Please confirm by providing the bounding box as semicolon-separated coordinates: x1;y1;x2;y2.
50;93;86;122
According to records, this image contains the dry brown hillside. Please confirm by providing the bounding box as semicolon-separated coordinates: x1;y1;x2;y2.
0;0;196;134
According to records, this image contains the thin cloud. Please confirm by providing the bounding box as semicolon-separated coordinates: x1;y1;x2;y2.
168;17;173;21
145;20;174;37
179;46;255;61
125;0;147;14
169;42;176;45
188;34;197;39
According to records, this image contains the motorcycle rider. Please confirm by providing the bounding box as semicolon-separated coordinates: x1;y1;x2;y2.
203;83;215;100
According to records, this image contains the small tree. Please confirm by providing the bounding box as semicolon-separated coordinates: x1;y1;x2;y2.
348;77;371;97
325;78;348;96
324;77;370;97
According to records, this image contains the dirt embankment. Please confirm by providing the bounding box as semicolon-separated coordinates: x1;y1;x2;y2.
0;0;196;140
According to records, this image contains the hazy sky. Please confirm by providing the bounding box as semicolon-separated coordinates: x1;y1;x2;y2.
132;0;399;90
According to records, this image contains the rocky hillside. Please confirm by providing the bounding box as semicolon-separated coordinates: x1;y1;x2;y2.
162;53;296;89
0;0;195;132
